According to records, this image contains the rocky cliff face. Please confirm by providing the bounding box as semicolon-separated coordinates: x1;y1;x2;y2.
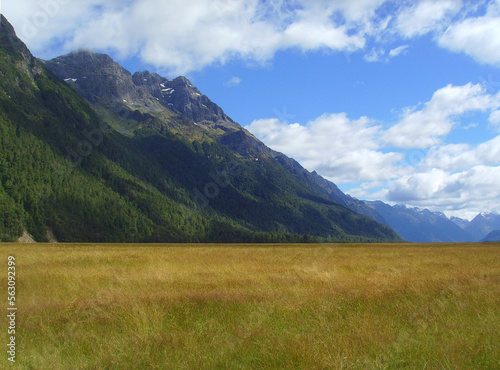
44;51;240;137
133;72;237;127
42;50;163;112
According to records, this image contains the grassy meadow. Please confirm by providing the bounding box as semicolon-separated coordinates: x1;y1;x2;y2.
1;243;499;369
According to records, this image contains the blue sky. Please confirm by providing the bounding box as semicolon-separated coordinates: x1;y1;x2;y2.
2;0;500;219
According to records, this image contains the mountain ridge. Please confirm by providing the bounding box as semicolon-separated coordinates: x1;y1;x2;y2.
0;15;401;243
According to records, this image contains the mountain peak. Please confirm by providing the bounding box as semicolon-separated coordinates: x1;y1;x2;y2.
67;48;114;63
480;212;496;219
133;69;236;127
43;50;157;107
68;48;100;56
473;212;500;222
44;49;126;79
173;75;192;84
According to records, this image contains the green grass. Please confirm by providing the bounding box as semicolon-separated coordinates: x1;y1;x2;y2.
1;243;500;369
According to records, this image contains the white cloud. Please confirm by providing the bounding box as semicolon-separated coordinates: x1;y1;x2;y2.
5;0;500;74
246;113;402;183
2;0;378;75
224;77;242;87
383;83;499;148
5;0;467;76
364;47;385;62
490;110;500;130
389;44;408;57
1;0;124;56
348;129;500;217
423;135;500;171
396;0;462;37
322;0;387;22
364;44;408;62
439;1;500;66
386;168;449;202
385;165;500;216
423;143;475;172
461;122;479;130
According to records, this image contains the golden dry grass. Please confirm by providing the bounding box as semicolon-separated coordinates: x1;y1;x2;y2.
1;243;499;368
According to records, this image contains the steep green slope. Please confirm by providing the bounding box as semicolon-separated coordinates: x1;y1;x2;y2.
0;21;187;241
0;16;401;243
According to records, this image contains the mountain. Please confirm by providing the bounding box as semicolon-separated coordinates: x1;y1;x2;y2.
465;213;500;242
42;51;240;138
354;202;474;243
450;216;470;229
0;15;401;243
481;230;500;242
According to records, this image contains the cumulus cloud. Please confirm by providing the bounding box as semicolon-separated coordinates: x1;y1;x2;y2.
383;83;500;148
2;1;125;56
386;168;449;202
421;135;500;170
247;83;500;183
246;113;401;183
385;165;500;215
349;129;500;217
439;1;500;66
490;110;500;130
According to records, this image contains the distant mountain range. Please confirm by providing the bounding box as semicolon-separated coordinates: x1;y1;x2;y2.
0;15;498;243
360;206;500;243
